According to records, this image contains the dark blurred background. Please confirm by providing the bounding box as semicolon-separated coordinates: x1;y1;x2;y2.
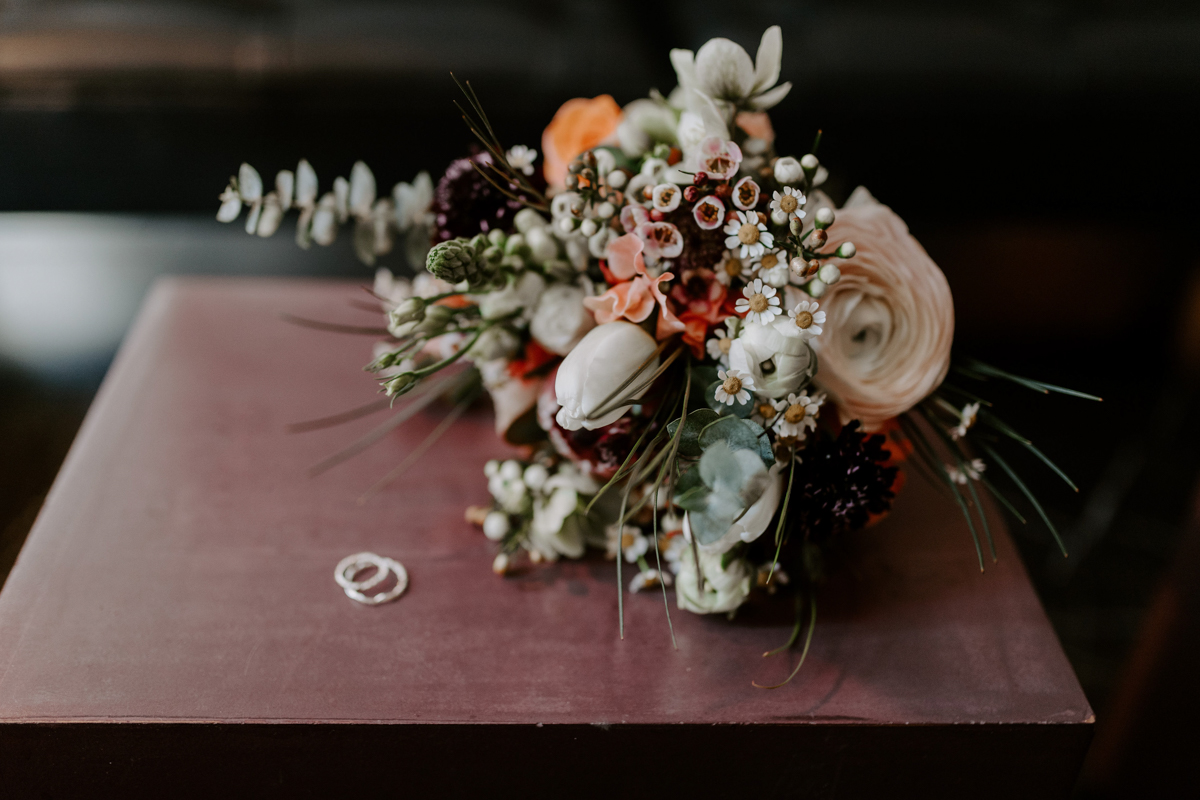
2;2;1199;794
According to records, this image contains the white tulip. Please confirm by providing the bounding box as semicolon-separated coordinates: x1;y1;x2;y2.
530;284;595;356
555;321;660;431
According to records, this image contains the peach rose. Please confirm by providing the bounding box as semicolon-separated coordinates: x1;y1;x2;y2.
811;194;954;430
541;95;622;188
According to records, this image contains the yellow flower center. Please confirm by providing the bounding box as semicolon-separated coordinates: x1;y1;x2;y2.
621;531;636;549
738;222;760;245
793;310;814;329
723;257;742;277
722;375;743;395
718;337;732;354
784;403;807;424
758;403;777;420
779;194;798;213
748;293;769;313
760;252;778;270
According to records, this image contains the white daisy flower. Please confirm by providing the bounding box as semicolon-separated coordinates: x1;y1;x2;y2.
769;187;807;220
714;249;755;286
715;368;755;406
773;392;823;438
505;144;538;176
706;328;734;365
723;210;774;260
734;279;782;324
787;300;826;339
946;458;986;484
755;249;788;288
950;402;981;440
750;397;780;428
630;568;672;593
605;524;648;563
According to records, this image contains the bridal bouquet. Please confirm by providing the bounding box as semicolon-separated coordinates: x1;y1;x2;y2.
219;26;1094;677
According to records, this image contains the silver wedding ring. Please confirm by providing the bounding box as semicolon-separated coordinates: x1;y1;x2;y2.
335;552;408;605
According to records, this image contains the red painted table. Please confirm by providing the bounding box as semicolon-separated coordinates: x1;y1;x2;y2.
0;278;1092;798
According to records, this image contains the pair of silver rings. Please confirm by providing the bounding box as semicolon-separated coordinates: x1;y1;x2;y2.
335;552;408;605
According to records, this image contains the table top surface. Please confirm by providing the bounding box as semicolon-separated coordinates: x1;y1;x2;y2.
0;277;1093;727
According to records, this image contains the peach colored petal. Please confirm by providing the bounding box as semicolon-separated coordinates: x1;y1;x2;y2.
583;278;656;324
649;271;686;340
735;111;775;143
541;95;623;189
605;233;645;281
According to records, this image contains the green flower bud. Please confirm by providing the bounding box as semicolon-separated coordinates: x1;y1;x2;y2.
425;235;495;288
487;228;506;247
384;373;417;397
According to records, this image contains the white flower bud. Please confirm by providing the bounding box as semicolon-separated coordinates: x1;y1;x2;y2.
483;511;510;541
522;464;549;491
504;233;526;254
514;207;549;233
815;207;835;227
594;148;616;176
818;263;841;285
484;460;500;478
770;209;789;226
800;154;819;171
806;277;828;297
556;216;577;235
607;170;627;189
836;242;857;258
773;156;804;184
499;460;523;481
640;157;667;178
580;218;599;237
492;552;510;575
596;201;616;219
526;226;559;264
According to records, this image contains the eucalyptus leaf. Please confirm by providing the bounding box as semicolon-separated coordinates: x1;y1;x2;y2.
666;408;721;459
699;416;775;466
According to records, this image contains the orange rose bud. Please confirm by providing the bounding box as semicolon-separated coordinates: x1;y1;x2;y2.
541;95;622;189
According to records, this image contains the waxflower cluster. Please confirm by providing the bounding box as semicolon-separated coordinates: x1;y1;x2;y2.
220;26;1094;647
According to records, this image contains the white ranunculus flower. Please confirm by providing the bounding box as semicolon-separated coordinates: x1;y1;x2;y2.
693;463;787;554
476;271;546;321
466;325;520;362
670;26;792;111
555;321;660;431
530;284;596;356
675;546;751;615
728;321;813;399
812;190;954;430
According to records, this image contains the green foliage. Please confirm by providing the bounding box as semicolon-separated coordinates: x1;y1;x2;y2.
674;441;770;546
